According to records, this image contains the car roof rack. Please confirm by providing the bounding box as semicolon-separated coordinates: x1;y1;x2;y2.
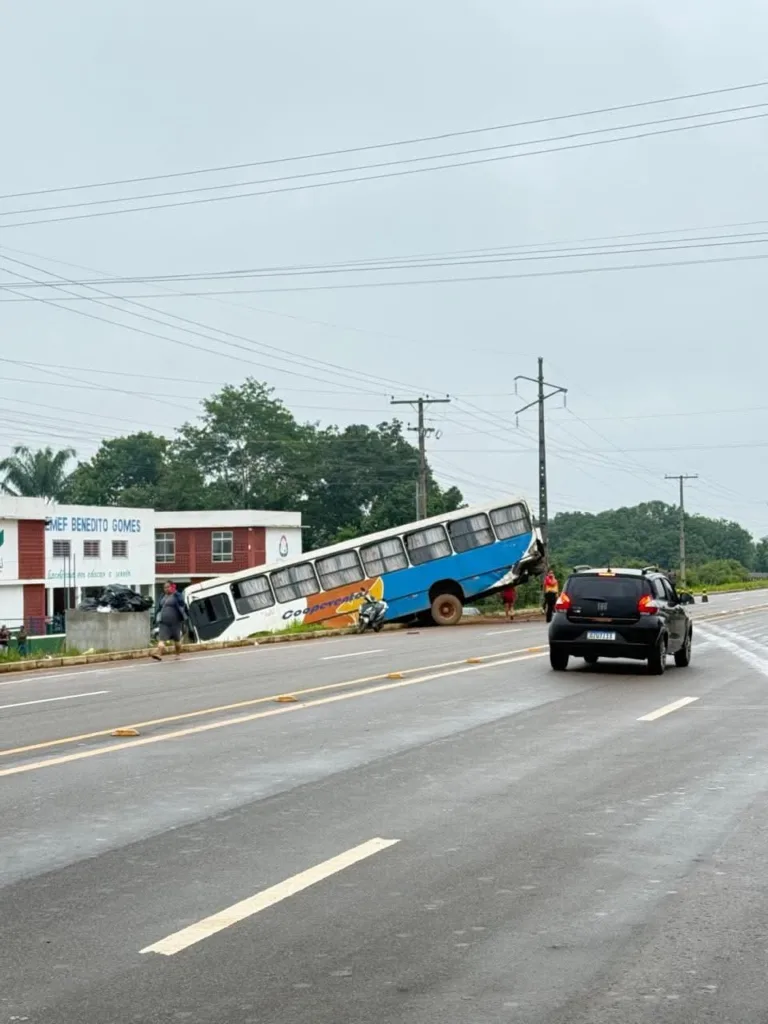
573;564;592;573
641;565;659;575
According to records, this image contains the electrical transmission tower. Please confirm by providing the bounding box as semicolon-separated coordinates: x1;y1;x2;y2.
514;357;567;554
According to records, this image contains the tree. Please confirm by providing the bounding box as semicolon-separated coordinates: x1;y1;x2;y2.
549;501;759;573
64;433;170;506
53;379;464;543
0;445;75;500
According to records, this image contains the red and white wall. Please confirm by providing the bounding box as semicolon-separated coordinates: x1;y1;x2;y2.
0;497;49;631
153;510;302;586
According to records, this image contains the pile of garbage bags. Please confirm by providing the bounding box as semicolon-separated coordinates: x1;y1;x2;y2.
77;583;154;613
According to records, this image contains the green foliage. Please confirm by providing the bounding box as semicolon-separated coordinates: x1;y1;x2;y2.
63;378;464;548
549;501;758;573
686;560;751;588
0;445;76;500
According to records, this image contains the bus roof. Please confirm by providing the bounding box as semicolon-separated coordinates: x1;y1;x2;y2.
184;495;533;597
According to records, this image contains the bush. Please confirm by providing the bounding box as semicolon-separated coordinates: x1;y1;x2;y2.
686;560;751;588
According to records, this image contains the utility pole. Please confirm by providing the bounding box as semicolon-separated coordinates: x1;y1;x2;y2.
514;358;567;554
391;395;450;519
665;473;698;586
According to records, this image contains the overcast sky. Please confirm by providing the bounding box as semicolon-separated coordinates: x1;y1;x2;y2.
2;0;767;536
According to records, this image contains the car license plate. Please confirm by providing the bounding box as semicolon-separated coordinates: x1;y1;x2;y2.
586;630;616;641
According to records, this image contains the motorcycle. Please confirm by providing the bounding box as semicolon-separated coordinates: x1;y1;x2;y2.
357;596;388;633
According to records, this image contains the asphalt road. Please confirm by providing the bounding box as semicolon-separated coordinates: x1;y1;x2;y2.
2;591;768;1022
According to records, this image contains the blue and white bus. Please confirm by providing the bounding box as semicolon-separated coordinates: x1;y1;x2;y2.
184;497;544;642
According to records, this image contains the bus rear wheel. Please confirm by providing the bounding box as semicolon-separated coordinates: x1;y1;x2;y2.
431;593;463;626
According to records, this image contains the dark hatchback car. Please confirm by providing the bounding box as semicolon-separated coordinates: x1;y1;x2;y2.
548;567;692;675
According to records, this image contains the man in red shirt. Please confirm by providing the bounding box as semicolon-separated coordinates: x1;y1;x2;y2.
502;585;517;621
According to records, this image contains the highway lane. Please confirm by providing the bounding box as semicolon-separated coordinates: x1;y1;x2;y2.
2;604;768;1021
0;587;764;754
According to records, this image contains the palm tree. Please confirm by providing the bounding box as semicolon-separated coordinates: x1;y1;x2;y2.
0;445;76;500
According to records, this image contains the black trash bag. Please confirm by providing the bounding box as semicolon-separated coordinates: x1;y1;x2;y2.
77;596;99;612
80;583;155;612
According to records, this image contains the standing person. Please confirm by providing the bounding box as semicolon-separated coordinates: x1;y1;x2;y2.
151;582;187;661
502;585;517;621
543;570;559;623
16;624;28;657
0;624;9;655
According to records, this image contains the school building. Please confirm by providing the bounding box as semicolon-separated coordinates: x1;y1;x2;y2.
0;499;303;634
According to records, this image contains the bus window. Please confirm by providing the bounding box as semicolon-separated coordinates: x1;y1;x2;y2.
405;525;452;565
271;562;320;603
448;513;494;552
360;536;409;576
231;575;274;615
490;504;530;539
316;550;364;589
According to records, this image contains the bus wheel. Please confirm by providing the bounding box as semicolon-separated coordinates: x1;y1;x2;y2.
431;593;463;626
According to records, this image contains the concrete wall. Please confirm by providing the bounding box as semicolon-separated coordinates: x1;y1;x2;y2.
66;610;151;653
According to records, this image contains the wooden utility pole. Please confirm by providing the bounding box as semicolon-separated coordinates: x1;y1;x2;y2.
390;395;450;519
665;473;698;585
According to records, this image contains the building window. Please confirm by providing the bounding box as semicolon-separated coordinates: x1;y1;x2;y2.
212;531;234;563
316;550;364;590
52;540;71;558
112;540;128;558
360;537;409;577
156;532;176;564
448;513;495;553
404;525;452;565
83;540;100;559
490;504;530;539
231;575;274;615
270;562;319;604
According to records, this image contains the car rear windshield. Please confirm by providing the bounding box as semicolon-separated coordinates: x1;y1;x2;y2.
566;576;648;600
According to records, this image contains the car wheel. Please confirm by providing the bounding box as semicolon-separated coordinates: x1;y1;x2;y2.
647;634;668;676
584;654;599;665
550;646;569;671
674;628;692;668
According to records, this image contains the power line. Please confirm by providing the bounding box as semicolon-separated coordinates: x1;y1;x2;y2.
4;78;766;202
5;228;768;292
5;106;768;230
5;101;768;221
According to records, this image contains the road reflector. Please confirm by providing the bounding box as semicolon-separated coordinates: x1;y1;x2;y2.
275;695;298;703
387;672;404;679
111;728;140;737
466;657;483;664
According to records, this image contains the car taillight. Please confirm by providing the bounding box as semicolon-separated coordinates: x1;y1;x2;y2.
555;592;571;612
637;594;658;615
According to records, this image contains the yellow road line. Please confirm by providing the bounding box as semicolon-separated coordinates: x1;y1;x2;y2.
0;645;545;759
0;651;545;778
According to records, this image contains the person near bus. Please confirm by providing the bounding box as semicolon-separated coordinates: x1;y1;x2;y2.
543;570;559;623
151;582;187;661
0;624;9;655
17;625;28;657
502;585;517;620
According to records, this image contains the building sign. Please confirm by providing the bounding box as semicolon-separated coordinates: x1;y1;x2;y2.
279;534;289;557
46;516;142;534
43;505;154;590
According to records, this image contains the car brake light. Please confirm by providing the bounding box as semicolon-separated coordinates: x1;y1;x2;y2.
555;592;571;612
637;594;658;615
